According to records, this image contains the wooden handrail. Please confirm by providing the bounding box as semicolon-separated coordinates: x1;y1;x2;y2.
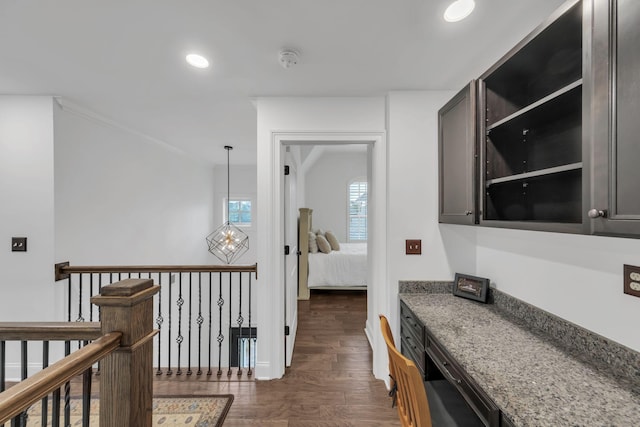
0;332;122;424
55;262;258;281
0;322;101;341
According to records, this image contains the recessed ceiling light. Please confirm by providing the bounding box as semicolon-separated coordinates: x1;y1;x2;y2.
444;0;475;22
186;53;209;69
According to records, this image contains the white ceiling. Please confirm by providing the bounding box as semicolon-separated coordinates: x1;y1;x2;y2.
0;0;566;166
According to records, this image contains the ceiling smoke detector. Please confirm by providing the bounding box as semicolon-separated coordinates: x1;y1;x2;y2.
279;50;299;69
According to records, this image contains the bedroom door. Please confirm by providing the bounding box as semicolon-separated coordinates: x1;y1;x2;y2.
283;154;298;367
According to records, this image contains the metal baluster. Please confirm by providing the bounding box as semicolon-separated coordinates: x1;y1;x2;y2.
52;388;61;427
67;276;72;322
64;341;71;427
207;272;213;376
167;272;173;376
176;273;184;375
187;272;193;376
227;271;232;377
1;341;5;393
197;272;204;375
237;272;244;377
89;274;94;322
217;272;223;377
248;272;253;377
19;341;27;427
77;274;84;322
41;341;49;426
82;344;91;427
98;273;102;321
0;341;3;427
156;273;164;376
97;273;103;377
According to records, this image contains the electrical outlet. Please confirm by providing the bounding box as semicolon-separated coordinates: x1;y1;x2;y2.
623;264;640;298
11;237;27;252
406;239;421;255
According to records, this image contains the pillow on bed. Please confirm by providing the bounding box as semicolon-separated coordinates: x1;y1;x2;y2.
325;230;340;251
314;228;324;236
316;234;332;254
308;231;318;253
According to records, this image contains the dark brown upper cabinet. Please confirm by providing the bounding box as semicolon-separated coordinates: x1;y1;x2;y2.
588;0;640;237
438;0;640;238
478;0;585;233
438;81;477;225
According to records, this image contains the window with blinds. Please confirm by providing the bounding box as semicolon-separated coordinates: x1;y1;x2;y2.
348;179;368;241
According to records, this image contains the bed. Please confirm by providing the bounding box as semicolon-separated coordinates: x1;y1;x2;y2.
298;208;367;300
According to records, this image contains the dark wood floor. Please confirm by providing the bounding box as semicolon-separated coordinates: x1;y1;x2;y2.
154;290;399;426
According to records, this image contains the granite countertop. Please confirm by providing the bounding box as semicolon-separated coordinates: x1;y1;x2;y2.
401;293;640;427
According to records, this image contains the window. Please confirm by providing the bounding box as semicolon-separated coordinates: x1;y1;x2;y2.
226;199;252;226
348;179;368;241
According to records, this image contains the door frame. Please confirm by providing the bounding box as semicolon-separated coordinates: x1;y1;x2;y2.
255;130;389;381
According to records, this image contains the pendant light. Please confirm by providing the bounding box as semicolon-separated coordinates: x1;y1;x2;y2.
206;146;249;264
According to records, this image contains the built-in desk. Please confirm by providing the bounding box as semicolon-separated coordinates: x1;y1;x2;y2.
400;292;640;426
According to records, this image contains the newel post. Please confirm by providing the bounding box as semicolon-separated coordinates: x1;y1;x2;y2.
91;279;159;427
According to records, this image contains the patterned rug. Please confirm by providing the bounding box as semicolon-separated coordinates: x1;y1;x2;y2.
26;394;234;426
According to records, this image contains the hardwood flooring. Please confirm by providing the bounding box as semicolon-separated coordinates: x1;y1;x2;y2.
154;290;399;426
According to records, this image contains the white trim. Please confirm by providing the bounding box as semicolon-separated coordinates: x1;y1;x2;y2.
257;130;389;381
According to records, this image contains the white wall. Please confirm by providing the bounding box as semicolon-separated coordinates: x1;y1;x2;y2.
473;228;640;352
213;164;257;264
0;96;58;321
386;91;456;285
54;102;215;265
304;150;367;242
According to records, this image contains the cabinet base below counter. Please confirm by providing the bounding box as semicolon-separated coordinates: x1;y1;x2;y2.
399;281;640;426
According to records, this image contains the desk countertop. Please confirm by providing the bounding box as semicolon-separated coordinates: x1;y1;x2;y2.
400;293;640;427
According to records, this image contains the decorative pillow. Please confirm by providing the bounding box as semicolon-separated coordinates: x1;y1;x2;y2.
325;231;340;251
315;228;324;236
316;234;332;254
308;231;318;253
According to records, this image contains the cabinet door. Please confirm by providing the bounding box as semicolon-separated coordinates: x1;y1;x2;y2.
438;81;477;225
590;0;640;236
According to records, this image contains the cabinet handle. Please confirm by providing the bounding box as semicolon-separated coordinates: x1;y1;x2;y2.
465;210;473;215
441;361;462;385
588;208;607;219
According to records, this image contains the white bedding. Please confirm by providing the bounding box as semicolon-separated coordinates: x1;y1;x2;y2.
307;243;367;288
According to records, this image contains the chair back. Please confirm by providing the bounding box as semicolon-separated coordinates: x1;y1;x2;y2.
380;315;432;427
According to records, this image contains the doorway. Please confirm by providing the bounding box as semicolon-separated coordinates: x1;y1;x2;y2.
255;130;388;381
282;143;371;368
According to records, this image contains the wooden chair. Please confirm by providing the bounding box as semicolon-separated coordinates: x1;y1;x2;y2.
380;315;432;427
380;312;398;406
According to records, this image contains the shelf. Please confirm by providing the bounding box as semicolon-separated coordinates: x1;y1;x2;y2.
488;79;582;131
486;162;582;187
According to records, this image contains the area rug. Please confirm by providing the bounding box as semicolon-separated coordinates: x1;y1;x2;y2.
25;394;234;426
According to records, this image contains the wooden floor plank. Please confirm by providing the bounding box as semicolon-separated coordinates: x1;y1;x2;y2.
153;290;399;426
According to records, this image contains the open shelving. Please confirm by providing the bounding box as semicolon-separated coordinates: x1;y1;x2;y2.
481;0;583;226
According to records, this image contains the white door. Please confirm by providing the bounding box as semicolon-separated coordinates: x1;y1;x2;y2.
283;152;298;367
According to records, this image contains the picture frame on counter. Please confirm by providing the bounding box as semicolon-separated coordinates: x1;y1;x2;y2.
453;273;490;303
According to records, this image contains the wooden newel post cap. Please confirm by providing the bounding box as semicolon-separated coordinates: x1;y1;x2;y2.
91;279;159;307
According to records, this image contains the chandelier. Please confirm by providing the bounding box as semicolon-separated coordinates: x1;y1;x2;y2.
206;146;249;264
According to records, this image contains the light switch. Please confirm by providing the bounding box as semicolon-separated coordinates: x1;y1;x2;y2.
406;239;421;255
12;237;27;252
